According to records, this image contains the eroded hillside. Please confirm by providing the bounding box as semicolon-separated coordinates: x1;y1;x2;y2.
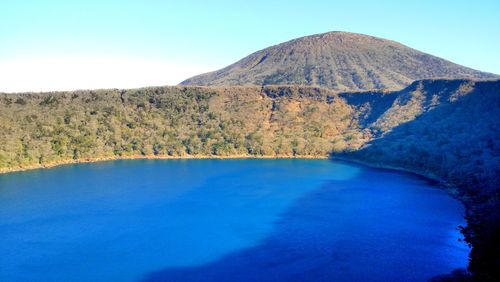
181;32;497;91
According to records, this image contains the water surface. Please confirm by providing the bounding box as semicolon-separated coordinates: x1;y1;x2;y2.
0;159;468;281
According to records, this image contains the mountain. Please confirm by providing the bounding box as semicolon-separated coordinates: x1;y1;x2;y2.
181;31;498;91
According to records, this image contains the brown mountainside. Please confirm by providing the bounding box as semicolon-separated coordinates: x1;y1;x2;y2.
181;31;498;91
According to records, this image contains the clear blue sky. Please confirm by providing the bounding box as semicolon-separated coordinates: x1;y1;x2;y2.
1;0;499;92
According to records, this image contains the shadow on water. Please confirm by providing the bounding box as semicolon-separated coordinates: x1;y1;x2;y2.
141;164;468;282
0;159;468;281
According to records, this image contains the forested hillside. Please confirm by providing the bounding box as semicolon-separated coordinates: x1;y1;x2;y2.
0;86;364;172
1;80;498;180
341;79;500;192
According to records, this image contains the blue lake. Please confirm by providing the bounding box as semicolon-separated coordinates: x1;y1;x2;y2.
0;159;468;281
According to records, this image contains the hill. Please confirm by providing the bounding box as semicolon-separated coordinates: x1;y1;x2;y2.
0;85;362;171
181;32;498;91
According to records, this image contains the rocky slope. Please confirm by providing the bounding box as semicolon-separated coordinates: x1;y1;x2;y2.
181;31;498;91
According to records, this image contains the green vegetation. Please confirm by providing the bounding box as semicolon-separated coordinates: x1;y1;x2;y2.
0;85;362;171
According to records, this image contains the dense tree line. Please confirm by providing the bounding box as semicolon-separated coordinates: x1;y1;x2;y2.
0;85;364;171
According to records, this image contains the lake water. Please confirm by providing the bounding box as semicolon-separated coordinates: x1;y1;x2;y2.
0;159;468;281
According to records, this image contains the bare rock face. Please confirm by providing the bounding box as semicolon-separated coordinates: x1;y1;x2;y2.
181;31;498;91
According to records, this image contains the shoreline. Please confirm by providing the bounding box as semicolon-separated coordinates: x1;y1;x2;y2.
0;152;470;211
0;153;464;200
0;153;459;195
0;154;329;174
1;153;466;201
330;156;447;185
330;156;468;201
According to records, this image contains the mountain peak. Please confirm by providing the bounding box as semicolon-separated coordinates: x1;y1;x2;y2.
181;31;498;91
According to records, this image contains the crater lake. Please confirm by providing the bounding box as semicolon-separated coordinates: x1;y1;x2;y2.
0;159;469;281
